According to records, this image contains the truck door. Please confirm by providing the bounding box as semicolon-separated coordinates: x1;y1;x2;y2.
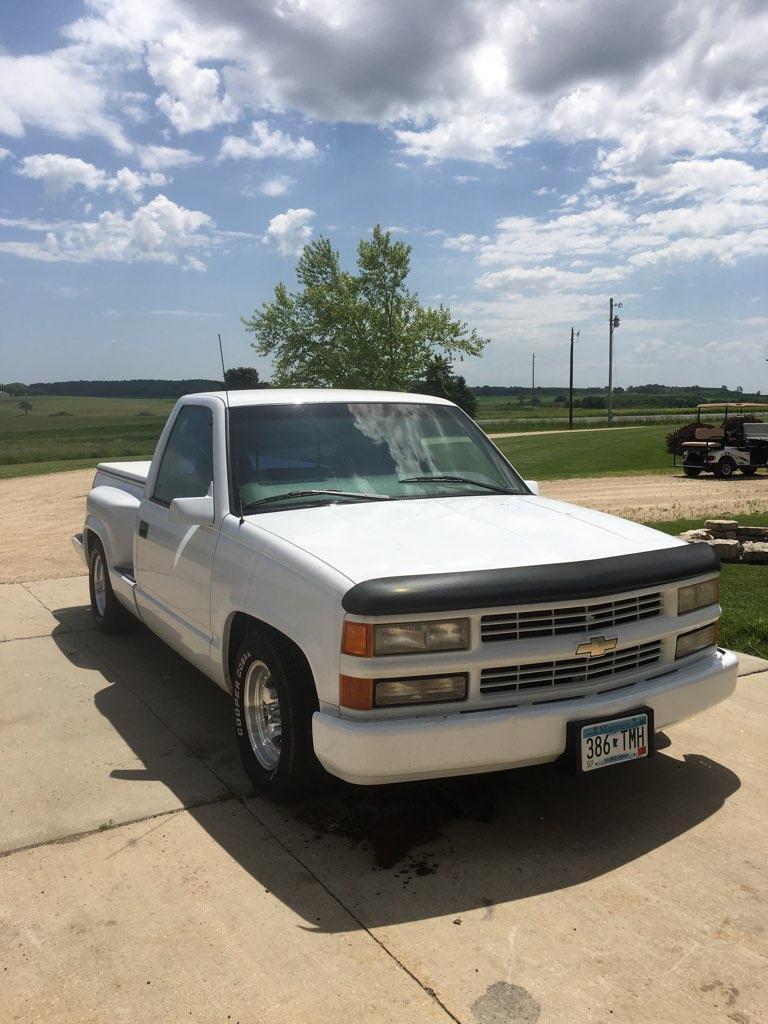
134;403;219;665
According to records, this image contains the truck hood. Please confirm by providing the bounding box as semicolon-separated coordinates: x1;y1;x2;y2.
253;494;682;584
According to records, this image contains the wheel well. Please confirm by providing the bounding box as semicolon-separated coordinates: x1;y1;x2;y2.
84;527;100;559
225;612;312;689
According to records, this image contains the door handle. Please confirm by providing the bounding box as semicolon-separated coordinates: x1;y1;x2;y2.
138;520;149;539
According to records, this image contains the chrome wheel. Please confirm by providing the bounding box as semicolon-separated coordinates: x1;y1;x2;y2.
93;552;107;618
244;660;282;770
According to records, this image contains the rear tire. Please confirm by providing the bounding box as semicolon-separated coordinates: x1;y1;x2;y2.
683;467;702;477
714;458;735;479
233;628;327;801
740;466;757;476
88;538;134;633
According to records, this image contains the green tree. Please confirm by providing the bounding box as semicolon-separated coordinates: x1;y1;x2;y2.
224;366;265;390
415;355;478;417
18;399;32;415
242;226;487;389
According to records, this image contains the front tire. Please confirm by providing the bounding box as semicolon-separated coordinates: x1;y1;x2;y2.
683;467;702;477
714;457;735;479
88;539;134;633
740;466;758;476
233;628;326;800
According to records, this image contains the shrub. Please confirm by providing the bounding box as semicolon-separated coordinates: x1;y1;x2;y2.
665;421;713;455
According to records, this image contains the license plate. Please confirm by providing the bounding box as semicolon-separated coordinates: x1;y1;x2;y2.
579;711;651;772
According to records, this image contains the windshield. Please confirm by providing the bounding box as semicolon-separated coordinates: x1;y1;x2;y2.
229;401;527;512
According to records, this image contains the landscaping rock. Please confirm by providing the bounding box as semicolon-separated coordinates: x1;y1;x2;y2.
737;526;768;541
679;529;713;543
742;541;768;564
704;519;739;538
707;538;742;562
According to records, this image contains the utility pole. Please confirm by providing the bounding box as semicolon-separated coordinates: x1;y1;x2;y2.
569;327;579;430
531;352;535;409
608;297;621;426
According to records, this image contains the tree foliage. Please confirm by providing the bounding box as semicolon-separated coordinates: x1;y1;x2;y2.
242;226;487;390
224;366;266;390
415;355;477;417
18;399;32;415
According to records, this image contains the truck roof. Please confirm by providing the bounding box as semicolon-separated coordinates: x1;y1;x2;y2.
183;388;454;407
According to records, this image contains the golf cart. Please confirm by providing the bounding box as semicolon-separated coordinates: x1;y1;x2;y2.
681;403;768;478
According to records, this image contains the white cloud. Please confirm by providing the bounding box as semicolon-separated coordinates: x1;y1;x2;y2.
263;208;315;256
219;121;318;162
16;154;166;202
0;194;214;268
0;146;10;160
0;49;130;151
149;45;240;133
136;145;202;170
259;175;295;197
454;175;479;184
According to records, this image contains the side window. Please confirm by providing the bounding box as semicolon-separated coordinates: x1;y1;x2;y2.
153;406;213;504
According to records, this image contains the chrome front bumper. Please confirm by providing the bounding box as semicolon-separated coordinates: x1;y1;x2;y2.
313;648;738;785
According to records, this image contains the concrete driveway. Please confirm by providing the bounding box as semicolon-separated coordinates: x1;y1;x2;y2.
1;577;767;1024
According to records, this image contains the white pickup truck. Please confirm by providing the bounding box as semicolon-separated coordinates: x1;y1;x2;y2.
74;389;737;798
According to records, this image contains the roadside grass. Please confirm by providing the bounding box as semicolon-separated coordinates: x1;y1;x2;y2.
0;395;170;474
647;516;768;660
494;424;675;479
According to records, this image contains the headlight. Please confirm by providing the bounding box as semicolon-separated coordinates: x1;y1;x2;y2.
342;618;470;656
339;673;468;709
675;622;719;659
678;578;720;615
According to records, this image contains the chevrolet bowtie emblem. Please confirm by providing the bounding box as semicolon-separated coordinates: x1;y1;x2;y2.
576;635;619;658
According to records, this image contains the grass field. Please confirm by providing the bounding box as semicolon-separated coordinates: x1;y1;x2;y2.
0;395;171;476
0;393;679;480
646;515;768;660
475;395;696;419
495;425;674;479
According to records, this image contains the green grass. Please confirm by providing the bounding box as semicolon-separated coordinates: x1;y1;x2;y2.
647;515;768;660
495;425;674;480
475;395;696;420
0;395;171;475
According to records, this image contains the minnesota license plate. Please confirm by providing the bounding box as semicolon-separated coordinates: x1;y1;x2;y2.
578;711;652;772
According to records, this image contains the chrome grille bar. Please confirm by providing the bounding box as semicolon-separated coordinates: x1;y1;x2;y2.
481;593;662;643
479;640;663;696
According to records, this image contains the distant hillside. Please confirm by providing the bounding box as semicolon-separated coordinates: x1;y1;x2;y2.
24;379;223;399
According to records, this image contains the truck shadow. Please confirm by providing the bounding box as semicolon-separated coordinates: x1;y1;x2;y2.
52;611;741;933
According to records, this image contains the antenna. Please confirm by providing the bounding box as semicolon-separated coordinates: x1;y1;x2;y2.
218;334;245;524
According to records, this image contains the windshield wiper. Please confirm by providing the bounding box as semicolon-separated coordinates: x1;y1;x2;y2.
242;489;392;511
398;474;515;495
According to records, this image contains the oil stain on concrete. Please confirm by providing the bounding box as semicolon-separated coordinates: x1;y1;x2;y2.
472;981;541;1024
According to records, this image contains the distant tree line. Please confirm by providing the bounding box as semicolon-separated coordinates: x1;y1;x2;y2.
1;379;224;399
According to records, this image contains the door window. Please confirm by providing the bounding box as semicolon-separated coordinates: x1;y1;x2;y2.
153;405;213;504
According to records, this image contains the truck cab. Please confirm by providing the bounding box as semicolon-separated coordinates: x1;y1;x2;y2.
75;390;737;798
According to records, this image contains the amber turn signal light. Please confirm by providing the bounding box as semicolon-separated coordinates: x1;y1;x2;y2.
341;621;373;657
339;675;374;710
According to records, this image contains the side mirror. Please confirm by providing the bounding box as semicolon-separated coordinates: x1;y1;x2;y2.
524;480;540;495
168;494;215;527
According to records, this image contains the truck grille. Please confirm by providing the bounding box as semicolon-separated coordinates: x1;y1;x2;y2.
479;640;663;697
480;593;662;643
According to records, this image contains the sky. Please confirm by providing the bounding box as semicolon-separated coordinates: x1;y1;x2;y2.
1;0;767;390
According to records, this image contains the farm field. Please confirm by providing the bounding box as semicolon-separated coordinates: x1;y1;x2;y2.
475;395;697;420
0;395;172;477
0;392;685;480
494;424;677;479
